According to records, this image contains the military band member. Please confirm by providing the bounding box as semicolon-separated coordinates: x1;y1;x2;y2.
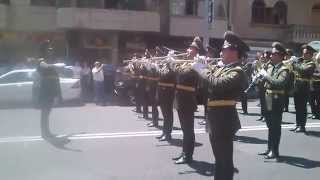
283;49;295;112
311;53;320;119
240;56;251;114
291;45;316;133
257;42;290;161
145;59;160;127
172;41;199;164
255;51;271;121
192;31;249;180
156;62;176;141
128;54;142;113
309;53;320;119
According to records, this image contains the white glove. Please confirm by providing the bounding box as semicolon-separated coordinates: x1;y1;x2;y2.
191;62;207;74
146;63;152;71
259;69;268;77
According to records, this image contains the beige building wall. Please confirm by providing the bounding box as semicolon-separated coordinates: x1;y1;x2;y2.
231;0;320;42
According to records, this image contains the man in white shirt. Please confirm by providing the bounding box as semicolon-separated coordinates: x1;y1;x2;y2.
92;61;105;105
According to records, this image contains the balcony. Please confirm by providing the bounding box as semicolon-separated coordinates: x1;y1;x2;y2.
288;25;320;43
57;8;160;32
0;4;8;29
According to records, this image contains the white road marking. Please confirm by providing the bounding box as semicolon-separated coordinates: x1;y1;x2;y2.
0;123;320;143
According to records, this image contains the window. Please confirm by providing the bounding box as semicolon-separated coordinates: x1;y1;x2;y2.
252;0;266;23
56;0;72;7
30;0;55;6
77;0;100;8
104;0;119;9
185;0;197;15
312;3;320;12
215;3;225;19
0;0;10;5
273;1;287;25
0;72;33;84
251;0;287;25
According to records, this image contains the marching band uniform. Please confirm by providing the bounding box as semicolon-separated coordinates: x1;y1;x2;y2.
172;42;199;164
291;45;316;133
258;42;290;161
156;63;176;141
192;31;249;180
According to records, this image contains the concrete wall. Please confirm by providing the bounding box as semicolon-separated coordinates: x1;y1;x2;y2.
8;5;57;31
231;0;320;41
57;8;160;32
169;15;206;37
0;5;8;29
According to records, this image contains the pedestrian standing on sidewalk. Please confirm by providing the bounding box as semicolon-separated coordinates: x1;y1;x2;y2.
92;61;106;106
80;61;92;102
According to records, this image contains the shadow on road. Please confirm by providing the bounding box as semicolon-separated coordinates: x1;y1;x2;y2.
234;135;268;144
278;155;320;169
168;138;203;147
156;138;203;147
178;160;214;176
306;131;320;138
43;133;84;152
281;121;295;125
240;112;261;116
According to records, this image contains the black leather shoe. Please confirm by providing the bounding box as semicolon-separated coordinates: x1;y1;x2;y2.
147;122;158;127
257;117;264;121
175;155;193;164
290;127;298;132
159;135;172;142
295;127;306;133
198;120;206;125
156;134;165;139
258;150;270;156
264;151;276;159
172;153;184;161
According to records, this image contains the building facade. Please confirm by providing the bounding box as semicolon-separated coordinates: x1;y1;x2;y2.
0;0;319;65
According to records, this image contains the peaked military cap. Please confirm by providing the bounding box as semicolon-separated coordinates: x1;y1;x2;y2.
189;41;200;50
222;31;250;54
272;42;286;55
285;48;293;56
301;44;317;54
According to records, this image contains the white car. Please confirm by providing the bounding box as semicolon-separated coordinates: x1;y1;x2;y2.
0;68;81;106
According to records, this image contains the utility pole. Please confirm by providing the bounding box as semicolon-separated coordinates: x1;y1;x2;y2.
226;0;232;30
204;0;214;47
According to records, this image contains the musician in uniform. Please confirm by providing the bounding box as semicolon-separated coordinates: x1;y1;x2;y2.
256;51;271;121
156;62;176;141
283;49;295;112
309;52;320;120
129;54;142;113
257;42;290;161
192;31;249;180
240;55;251;114
171;41;199;164
144;51;160;127
290;45;316;133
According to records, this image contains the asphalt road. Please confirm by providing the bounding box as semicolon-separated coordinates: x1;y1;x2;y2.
0;99;320;180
